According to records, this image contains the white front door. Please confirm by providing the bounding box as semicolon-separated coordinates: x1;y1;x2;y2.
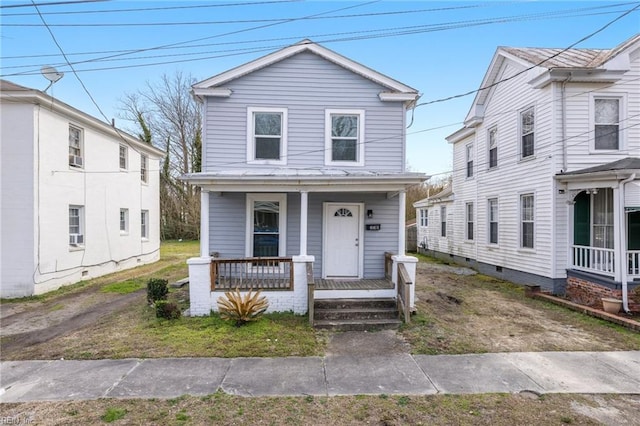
323;203;363;278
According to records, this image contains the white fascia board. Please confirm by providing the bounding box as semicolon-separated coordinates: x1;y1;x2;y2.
528;68;626;89
446;126;475;144
191;87;232;97
378;92;419;102
556;170;640;184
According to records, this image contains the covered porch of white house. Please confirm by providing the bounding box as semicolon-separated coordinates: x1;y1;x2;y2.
184;169;427;319
557;158;640;312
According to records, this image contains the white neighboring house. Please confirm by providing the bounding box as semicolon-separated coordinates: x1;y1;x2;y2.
416;34;640;312
413;185;454;255
0;80;164;298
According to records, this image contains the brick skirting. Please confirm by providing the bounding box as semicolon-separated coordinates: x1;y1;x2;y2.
566;276;640;312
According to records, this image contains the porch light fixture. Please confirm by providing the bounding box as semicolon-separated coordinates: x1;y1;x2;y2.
585;188;599;195
367;209;373;218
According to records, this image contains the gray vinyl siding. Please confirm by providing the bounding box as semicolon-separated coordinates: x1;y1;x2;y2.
209;192;246;258
203;52;406;173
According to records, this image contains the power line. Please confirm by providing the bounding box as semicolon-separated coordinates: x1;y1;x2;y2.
0;0;107;9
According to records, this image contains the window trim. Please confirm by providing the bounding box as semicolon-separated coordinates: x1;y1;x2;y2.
520;193;535;250
69;205;85;248
519;106;535;160
247;107;288;165
325;109;365;167
68;125;84;169
487;126;498;169
120;208;129;235
488;198;499;245
590;94;625;153
465;144;474;178
245;193;287;258
419;208;428;227
140;154;148;183
141;210;149;240
466;202;474;241
440;205;447;238
119;144;128;170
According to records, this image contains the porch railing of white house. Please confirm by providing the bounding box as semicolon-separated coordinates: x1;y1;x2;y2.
571;245;615;277
210;257;293;291
629;250;640;279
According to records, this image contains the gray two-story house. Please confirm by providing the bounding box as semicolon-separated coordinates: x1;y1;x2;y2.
184;40;426;318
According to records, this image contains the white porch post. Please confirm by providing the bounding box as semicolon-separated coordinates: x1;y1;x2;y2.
398;190;406;256
200;190;209;258
300;191;308;256
613;187;622;282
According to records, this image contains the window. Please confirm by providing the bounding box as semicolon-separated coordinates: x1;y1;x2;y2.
119;145;128;169
68;125;84;168
466;202;474;241
325;109;364;166
488;198;498;244
69;205;84;246
466;144;474;178
120;208;129;234
520;107;534;158
440;206;447;237
488;127;497;169
419;209;428;227
247;194;287;257
141;210;149;239
140;154;148;182
593;188;613;248
521;194;534;249
247;107;287;164
594;98;620;150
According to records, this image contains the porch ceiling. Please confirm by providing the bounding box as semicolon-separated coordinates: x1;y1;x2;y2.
182;169;428;193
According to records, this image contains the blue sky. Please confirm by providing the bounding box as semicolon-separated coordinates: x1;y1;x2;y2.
1;1;638;177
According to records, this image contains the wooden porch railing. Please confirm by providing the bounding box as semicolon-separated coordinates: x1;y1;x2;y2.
210;257;293;291
397;262;412;323
571;245;615;277
307;262;315;325
384;251;394;281
629;250;640;278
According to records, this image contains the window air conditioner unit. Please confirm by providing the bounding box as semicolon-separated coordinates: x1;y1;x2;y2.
69;234;84;245
69;155;84;167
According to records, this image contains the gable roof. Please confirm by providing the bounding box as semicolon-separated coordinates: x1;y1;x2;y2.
192;39;419;102
451;33;639;133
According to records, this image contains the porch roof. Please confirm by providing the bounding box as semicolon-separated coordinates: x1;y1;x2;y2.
555;157;640;182
182;168;428;192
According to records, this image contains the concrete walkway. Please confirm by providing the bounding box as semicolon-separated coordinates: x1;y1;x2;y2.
1;351;639;402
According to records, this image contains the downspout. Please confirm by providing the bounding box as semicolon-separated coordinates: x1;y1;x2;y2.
619;173;636;313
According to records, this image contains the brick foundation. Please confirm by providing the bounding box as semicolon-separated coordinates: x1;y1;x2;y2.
566;276;640;312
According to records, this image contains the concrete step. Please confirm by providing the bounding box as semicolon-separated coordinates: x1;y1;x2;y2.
313;318;402;331
313;298;397;310
314;307;398;321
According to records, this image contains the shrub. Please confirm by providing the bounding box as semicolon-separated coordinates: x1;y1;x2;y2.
217;288;269;326
155;301;182;320
147;278;168;304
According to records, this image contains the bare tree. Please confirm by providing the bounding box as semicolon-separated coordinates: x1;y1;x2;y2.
405;175;451;221
119;72;201;240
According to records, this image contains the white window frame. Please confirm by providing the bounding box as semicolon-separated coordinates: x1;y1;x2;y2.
245;193;287;259
465;144;474;178
466;202;474;241
140;154;148;183
519;106;535;159
520;193;535;250
68;125;84;168
325;109;365;167
487;126;498;169
141;210;149;240
69;205;85;247
119;144;128;170
120;208;129;234
488;198;499;245
247;107;288;165
440;206;447;237
590;94;625;152
419;208;428;227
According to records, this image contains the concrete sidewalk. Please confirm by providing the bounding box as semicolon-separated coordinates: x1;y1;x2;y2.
1;351;639;402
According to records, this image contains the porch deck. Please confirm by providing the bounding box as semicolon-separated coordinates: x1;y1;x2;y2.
315;278;393;290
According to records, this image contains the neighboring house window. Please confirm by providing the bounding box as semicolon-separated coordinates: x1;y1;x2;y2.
440;206;447;237
521;194;534;249
466;202;474;241
120;208;129;234
68;125;84;168
325;109;365;166
488;127;497;169
593;188;613;248
140;154;148;182
466;144;474;178
488;198;498;244
520;107;534;158
247;107;287;164
247;194;287;257
594;98;620;150
419;209;428;227
141;210;149;239
119;145;128;169
69;205;85;246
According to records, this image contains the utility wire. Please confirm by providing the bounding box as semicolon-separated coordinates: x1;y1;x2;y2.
0;0;107;9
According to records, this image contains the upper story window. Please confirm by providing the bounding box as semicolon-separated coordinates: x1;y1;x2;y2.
247;107;287;165
325;109;365;166
140;154;148;183
594;98;620;151
466;202;474;241
68;125;84;168
466;144;474;178
419;209;428;227
440;206;447;237
119;145;128;170
520;107;535;159
488;198;498;244
488;127;497;169
69;205;85;246
521;194;534;249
